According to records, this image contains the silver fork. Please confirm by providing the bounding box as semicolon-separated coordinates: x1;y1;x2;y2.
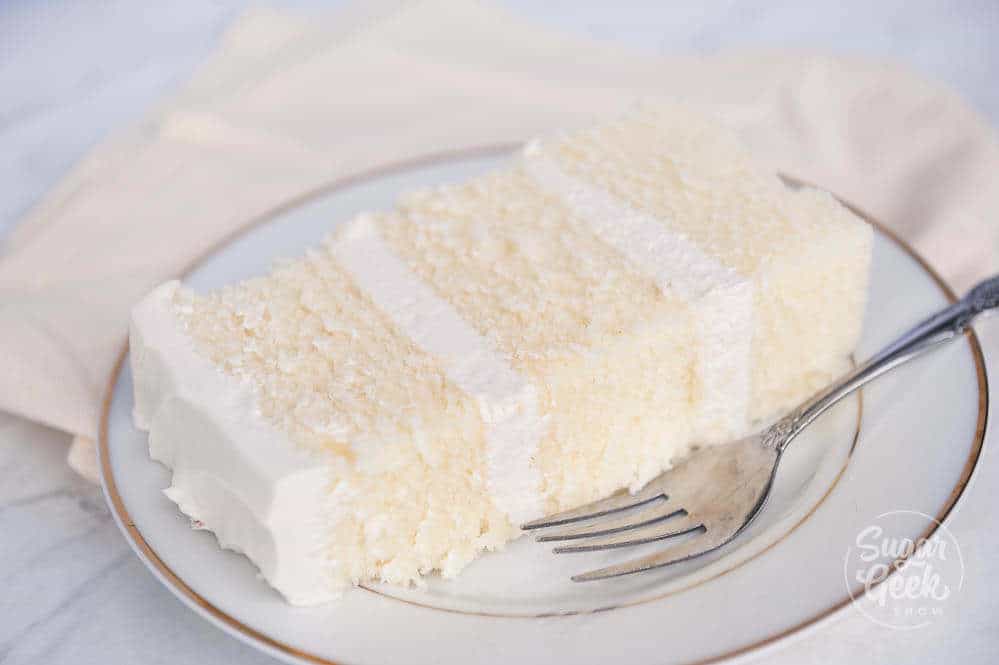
523;274;999;582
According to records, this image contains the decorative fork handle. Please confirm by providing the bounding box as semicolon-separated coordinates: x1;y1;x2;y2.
765;274;999;452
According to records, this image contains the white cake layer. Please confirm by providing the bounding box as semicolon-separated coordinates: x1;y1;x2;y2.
132;279;519;603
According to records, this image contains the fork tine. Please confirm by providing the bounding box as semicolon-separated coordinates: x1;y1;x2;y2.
554;515;702;553
521;486;667;530
571;531;727;582
536;503;682;542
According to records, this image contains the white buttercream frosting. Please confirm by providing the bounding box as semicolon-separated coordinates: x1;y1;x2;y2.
522;143;754;437
130;281;337;605
328;214;546;523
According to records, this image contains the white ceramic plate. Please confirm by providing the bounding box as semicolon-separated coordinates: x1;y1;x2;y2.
100;147;986;665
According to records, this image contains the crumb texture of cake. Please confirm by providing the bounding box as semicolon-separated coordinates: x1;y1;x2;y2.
384;167;698;509
129;105;872;605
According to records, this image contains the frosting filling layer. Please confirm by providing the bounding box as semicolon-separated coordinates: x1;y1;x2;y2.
522;144;754;437
329;214;546;523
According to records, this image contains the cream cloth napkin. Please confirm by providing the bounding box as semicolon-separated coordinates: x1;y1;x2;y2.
1;0;997;482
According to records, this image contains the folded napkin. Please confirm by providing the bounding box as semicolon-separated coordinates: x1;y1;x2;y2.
2;0;997;482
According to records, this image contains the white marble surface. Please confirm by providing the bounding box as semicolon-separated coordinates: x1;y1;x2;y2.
1;1;998;663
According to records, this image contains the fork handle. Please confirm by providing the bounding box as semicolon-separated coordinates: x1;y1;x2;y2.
767;273;999;452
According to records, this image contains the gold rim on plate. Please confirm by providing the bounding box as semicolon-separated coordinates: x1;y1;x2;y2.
98;145;988;665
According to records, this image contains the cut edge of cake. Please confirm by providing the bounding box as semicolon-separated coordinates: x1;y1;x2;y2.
129;105;874;604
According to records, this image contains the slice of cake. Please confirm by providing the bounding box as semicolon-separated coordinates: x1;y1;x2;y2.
130;105;872;605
